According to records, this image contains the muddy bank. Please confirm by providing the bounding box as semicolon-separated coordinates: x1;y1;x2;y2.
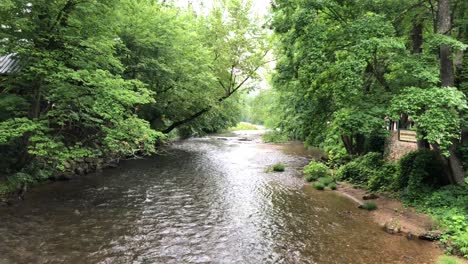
335;183;436;237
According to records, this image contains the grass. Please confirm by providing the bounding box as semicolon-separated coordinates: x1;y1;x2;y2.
437;255;463;264
312;182;325;190
359;202;378;211
272;163;285;172
229;122;258;131
329;182;337;190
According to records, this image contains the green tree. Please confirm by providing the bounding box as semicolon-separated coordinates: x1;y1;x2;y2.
0;0;161;185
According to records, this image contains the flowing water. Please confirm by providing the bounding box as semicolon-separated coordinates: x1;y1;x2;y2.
0;131;441;263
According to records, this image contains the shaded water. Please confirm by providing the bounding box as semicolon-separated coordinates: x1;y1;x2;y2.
0;131;440;263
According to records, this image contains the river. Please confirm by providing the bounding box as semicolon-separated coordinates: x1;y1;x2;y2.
0;131;440;263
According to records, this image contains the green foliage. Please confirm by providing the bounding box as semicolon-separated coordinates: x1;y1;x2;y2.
318;177;334;186
312;182;325;190
407;185;468;258
367;163;397;192
437;255;463;264
336;152;384;186
329;182;337;190
229;122;258;131
0;0;268;193
269;0;468;257
303;161;330;182
360;202;378;211
272;163;286;172
397;150;446;200
391;87;467;154
262;130;289;143
325;149;352;169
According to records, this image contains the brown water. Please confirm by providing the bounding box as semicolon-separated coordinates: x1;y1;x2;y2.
0;131;440;264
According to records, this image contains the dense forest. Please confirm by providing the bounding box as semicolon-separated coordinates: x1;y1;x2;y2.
264;0;467;184
257;0;468;258
0;0;268;192
1;0;467;259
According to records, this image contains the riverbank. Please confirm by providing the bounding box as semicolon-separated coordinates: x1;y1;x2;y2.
0;130;450;263
334;182;468;264
336;182;435;237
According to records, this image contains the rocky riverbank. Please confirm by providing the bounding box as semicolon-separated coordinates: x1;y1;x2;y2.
336;183;437;237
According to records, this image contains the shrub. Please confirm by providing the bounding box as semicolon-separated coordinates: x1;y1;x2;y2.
367;163;397;192
397;150;446;200
329;182;337;190
272;163;285;172
262;130;288;143
304;161;329;182
318;176;334;186
312;182;325;190
325;149;352;169
336;152;383;185
406;185;468;258
360;202;378;211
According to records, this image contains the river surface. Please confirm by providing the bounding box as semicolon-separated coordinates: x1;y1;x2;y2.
0;131;440;264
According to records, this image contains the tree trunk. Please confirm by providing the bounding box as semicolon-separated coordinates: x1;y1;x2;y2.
436;0;465;185
448;139;465;184
355;134;365;155
412;19;423;54
438;0;455;87
411;19;431;150
417;130;430;150
29;82;42;119
162;107;210;134
341;135;354;155
417;139;430;149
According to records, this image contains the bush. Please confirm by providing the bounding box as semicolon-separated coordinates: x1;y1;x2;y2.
272;163;285;172
407;185;468;258
397;150;446;200
325;149;352;169
329;182;337;190
318;176;334;186
262;130;288;143
313;182;325;190
368;163;397;192
360;202;378;211
303;161;329;182
336;152;383;185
